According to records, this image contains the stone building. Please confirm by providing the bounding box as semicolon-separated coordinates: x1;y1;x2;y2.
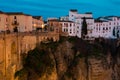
6;12;33;32
32;16;44;31
0;11;9;32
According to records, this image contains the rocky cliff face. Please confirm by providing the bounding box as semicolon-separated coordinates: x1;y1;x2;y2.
16;37;120;80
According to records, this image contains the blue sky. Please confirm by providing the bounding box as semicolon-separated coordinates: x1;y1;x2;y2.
0;0;120;19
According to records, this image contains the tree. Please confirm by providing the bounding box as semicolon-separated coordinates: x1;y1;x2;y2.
81;17;87;38
113;27;115;36
117;30;119;38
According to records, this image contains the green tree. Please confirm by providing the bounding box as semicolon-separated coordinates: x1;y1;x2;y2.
81;17;87;38
113;27;115;36
117;30;119;38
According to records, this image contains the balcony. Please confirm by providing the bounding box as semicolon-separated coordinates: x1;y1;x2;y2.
12;21;19;26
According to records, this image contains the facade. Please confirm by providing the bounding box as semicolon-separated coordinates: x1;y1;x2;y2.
47;19;60;33
69;9;94;38
0;11;8;32
59;21;76;36
93;16;120;38
0;11;45;33
32;16;44;31
47;19;76;36
60;16;69;21
7;12;33;32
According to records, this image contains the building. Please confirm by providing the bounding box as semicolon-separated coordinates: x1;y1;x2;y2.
59;21;76;36
93;16;120;38
68;9;94;38
0;11;45;33
0;11;8;32
6;12;33;32
60;16;69;21
47;19;60;34
32;16;44;31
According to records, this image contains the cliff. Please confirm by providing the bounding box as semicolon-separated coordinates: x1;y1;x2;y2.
15;37;120;80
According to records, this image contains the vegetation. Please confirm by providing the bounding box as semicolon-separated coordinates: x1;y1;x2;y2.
15;36;119;80
117;30;119;38
15;40;58;80
113;27;115;36
81;17;88;38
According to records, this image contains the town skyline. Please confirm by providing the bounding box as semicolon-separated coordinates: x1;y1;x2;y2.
0;0;120;19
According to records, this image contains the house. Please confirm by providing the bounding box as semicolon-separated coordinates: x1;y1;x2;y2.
6;12;33;32
0;11;9;32
93;16;120;38
32;16;44;31
68;9;94;38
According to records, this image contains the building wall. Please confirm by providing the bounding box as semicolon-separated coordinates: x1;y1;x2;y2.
60;21;76;36
32;17;44;31
0;13;8;32
93;17;120;38
69;10;94;38
8;15;32;32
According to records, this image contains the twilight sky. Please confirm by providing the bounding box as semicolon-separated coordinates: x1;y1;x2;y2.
0;0;120;19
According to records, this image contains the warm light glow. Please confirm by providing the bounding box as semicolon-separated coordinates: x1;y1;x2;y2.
42;24;44;28
34;24;37;27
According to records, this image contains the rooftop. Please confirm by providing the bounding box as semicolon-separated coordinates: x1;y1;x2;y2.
70;9;78;12
6;12;31;16
32;16;42;20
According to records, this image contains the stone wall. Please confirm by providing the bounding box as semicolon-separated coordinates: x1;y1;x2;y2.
0;32;59;80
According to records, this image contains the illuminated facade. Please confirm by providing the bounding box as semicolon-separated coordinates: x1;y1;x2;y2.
32;16;44;31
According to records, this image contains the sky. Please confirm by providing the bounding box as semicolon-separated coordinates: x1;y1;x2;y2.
0;0;120;19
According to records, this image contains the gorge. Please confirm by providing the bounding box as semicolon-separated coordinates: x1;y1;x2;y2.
15;37;120;80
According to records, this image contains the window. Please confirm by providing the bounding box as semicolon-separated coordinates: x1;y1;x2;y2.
109;22;111;25
14;16;16;19
109;27;111;30
103;27;105;30
117;22;119;25
66;29;68;32
96;24;98;26
114;23;116;25
106;27;108;30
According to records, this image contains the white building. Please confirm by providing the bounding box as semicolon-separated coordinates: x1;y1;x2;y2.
93;16;120;38
59;21;76;36
60;16;69;21
68;9;94;38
